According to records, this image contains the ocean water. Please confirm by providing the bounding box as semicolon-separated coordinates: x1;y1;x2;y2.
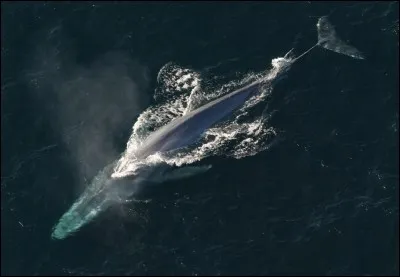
1;2;398;276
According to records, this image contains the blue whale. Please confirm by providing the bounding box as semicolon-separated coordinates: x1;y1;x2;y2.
51;16;364;240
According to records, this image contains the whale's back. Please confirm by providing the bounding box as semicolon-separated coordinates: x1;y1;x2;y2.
134;81;260;159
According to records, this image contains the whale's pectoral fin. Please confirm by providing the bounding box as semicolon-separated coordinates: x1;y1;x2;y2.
165;164;212;182
150;164;213;183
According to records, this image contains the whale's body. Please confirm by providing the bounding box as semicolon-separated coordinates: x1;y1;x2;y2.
51;72;277;241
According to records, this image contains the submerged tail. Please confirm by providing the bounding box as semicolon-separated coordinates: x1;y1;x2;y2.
292;16;365;62
316;16;364;59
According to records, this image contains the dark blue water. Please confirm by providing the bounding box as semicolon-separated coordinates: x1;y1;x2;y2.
1;2;398;276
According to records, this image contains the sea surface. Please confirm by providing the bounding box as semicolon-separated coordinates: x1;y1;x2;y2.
1;2;399;276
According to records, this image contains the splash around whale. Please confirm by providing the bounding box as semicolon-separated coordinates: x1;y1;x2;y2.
51;16;364;240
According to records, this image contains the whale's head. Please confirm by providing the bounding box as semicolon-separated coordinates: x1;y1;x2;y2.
51;165;143;240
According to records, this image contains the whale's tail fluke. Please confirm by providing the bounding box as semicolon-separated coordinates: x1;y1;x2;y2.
292;16;365;63
316;16;365;60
